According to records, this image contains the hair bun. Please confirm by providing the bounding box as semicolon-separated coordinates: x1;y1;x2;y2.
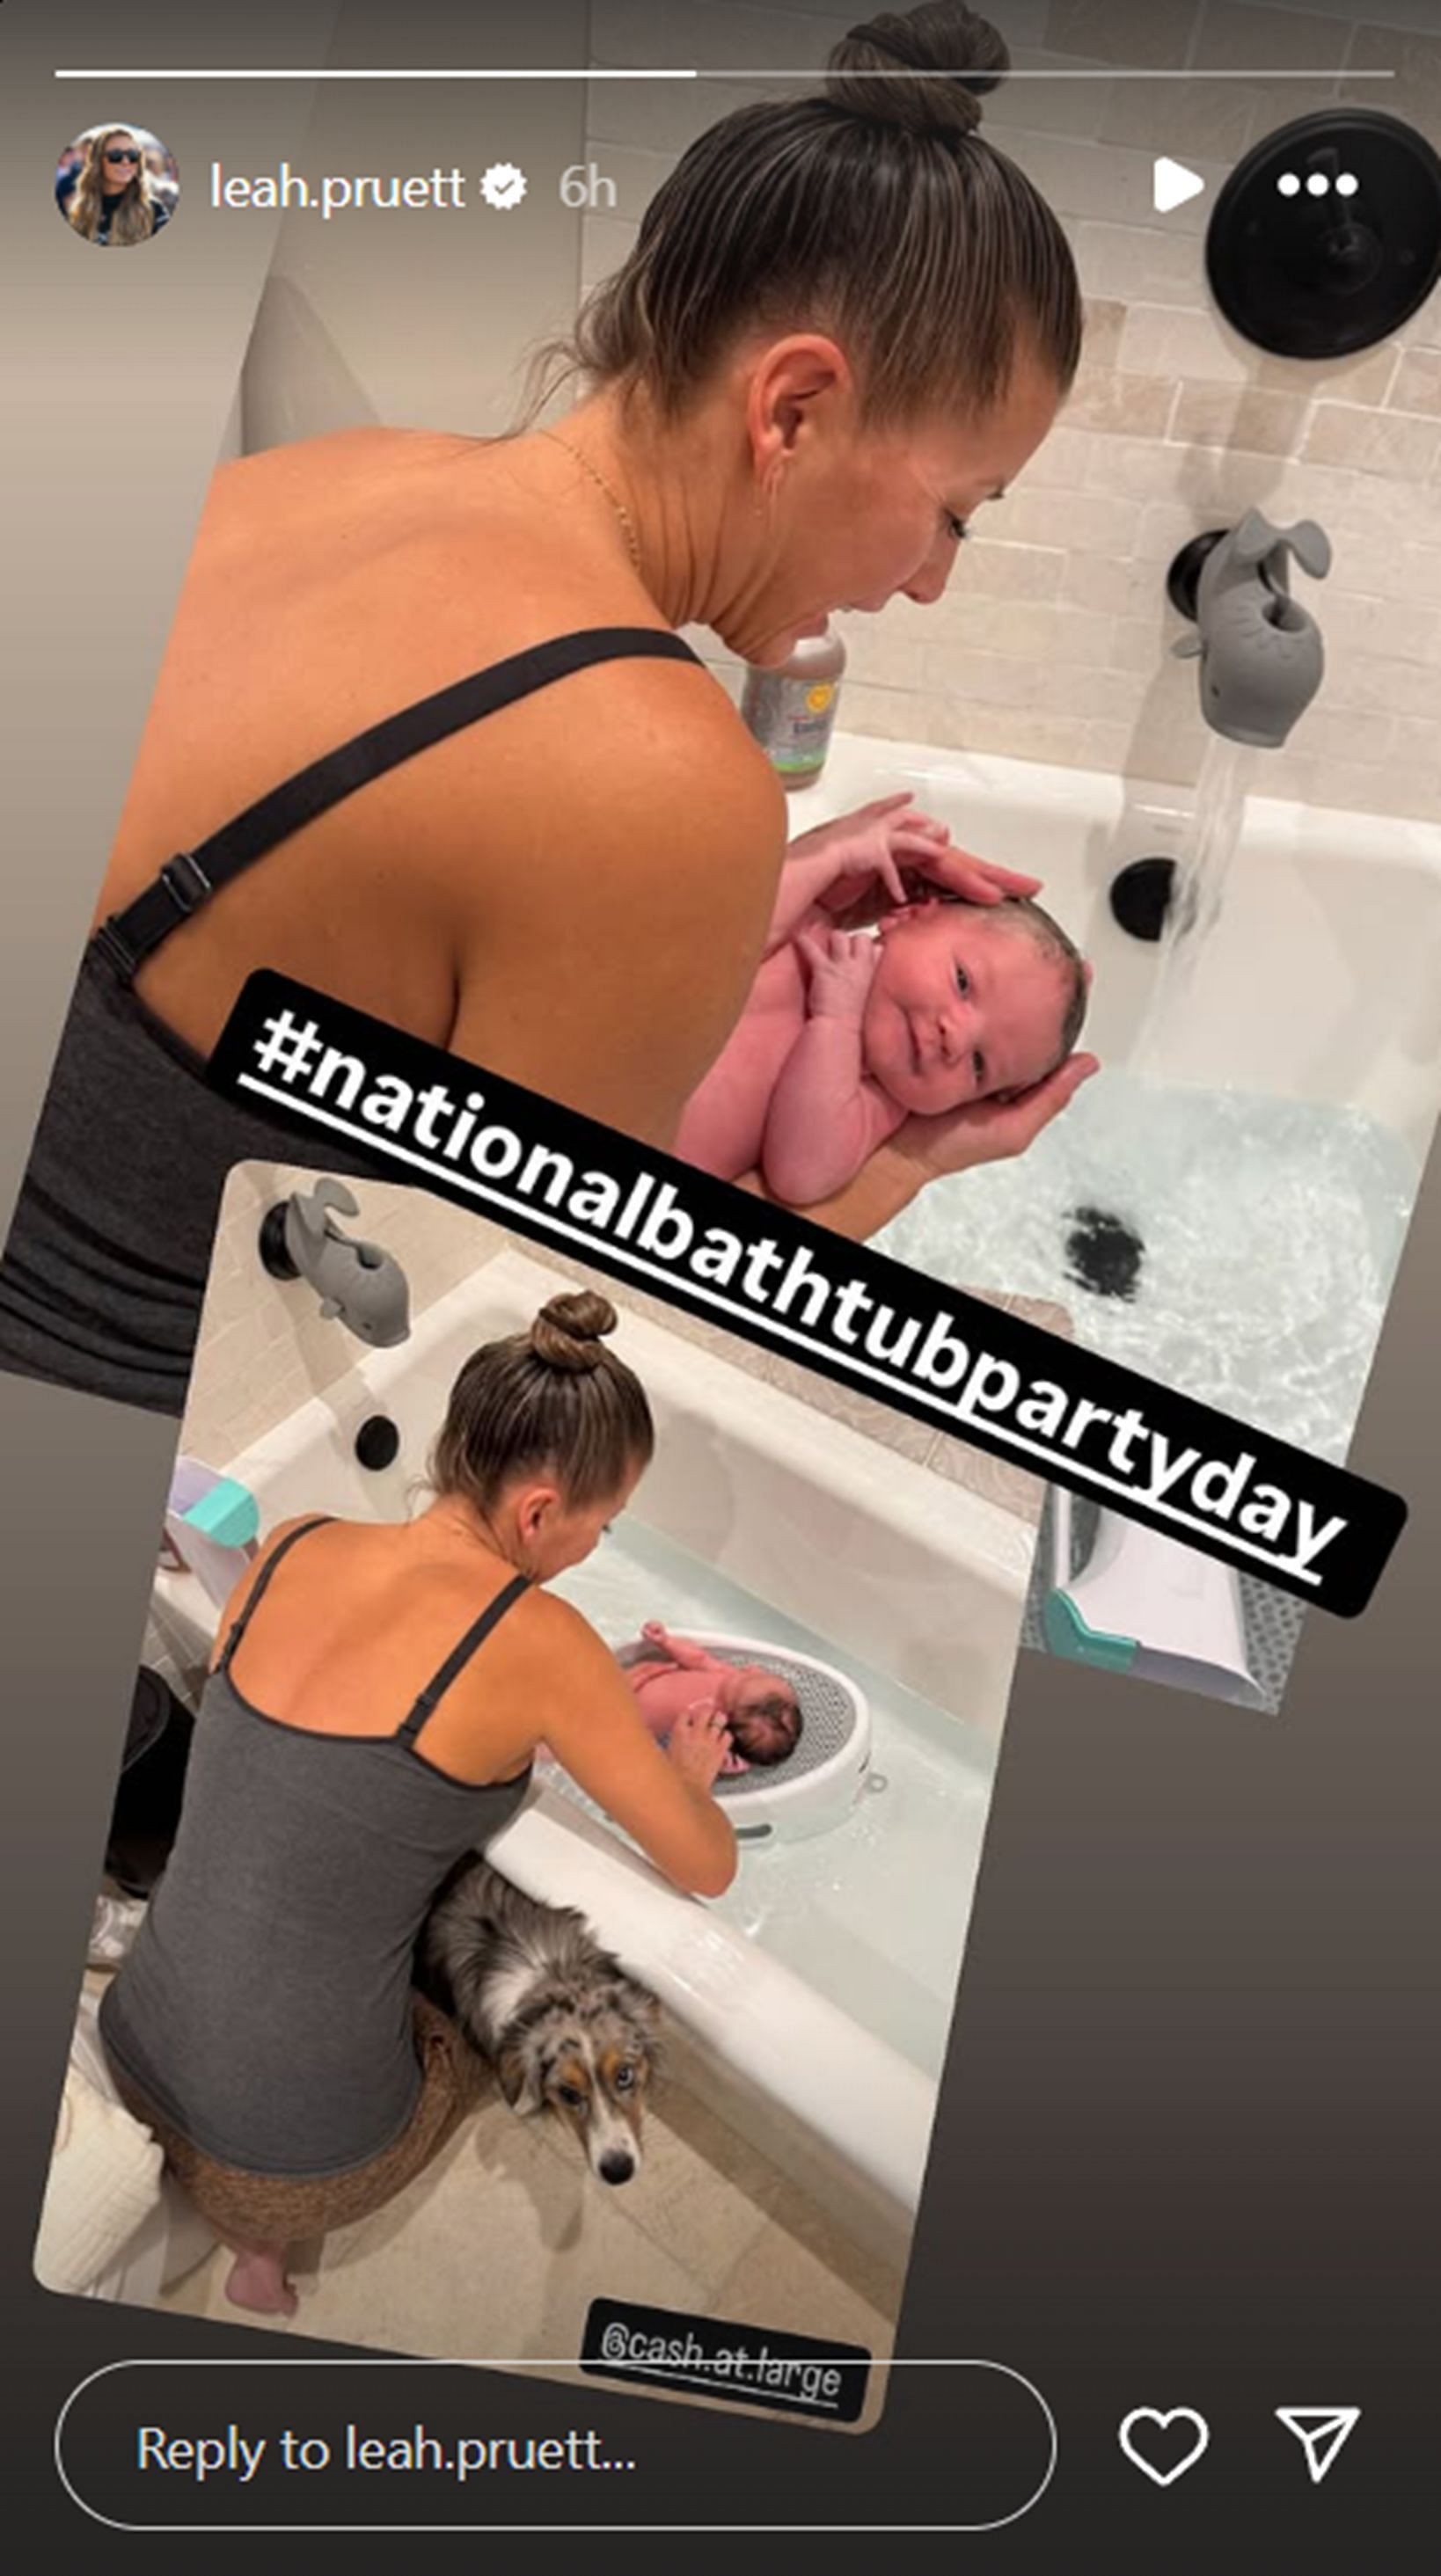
529;1289;618;1374
827;4;1008;142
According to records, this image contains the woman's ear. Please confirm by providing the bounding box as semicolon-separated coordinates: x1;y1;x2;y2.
516;1481;563;1544
745;334;853;482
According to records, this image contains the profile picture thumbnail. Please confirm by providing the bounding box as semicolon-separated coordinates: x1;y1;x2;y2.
56;124;179;248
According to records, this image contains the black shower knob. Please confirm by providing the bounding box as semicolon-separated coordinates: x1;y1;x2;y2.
1207;109;1441;359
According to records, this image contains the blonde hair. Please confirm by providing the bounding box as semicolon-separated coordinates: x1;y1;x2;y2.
67;130;163;247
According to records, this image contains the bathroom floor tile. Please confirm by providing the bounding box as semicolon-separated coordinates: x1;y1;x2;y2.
645;2082;907;2324
520;2083;774;2297
153;2077;891;2392
710;2222;898;2437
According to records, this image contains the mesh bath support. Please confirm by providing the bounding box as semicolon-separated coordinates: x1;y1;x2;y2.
622;1634;873;1843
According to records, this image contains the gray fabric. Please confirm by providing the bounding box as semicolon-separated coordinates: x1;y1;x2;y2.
0;947;383;1419
99;1580;532;2178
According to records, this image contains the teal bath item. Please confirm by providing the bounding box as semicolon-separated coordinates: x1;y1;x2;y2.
164;1457;263;1611
1041;1580;1138;1673
180;1477;260;1550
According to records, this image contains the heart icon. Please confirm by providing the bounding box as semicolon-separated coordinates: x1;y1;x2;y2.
1118;2407;1211;2486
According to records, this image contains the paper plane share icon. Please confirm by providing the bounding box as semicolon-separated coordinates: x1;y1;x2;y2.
1153;156;1206;213
1276;2407;1361;2485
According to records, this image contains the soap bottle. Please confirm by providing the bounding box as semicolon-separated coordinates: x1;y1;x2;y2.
741;622;846;790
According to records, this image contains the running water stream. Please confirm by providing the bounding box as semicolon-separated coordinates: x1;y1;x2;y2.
1128;733;1254;1080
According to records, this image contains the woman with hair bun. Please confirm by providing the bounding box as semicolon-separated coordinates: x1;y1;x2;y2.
63;128;172;247
99;1292;734;2319
3;4;1096;1417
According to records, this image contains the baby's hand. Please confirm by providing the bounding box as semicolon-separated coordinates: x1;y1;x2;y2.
719;1745;751;1776
795;928;881;1020
664;1697;734;1794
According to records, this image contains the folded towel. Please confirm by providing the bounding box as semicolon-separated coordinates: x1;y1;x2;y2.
33;2061;165;2296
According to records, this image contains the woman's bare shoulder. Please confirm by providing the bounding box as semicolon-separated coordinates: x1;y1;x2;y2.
501;1584;611;1664
545;648;784;831
202;433;427;562
449;1584;627;1723
448;671;787;1139
214;423;437;494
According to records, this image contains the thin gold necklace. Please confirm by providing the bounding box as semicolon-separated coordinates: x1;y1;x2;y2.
539;428;642;574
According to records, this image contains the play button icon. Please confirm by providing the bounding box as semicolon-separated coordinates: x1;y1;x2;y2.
1154;156;1206;213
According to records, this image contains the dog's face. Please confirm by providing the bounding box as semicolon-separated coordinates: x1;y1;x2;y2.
498;1981;661;2185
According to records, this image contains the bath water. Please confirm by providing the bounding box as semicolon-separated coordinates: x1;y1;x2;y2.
551;1518;995;2078
879;1075;1417;1462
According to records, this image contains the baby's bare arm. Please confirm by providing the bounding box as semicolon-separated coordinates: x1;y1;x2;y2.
761;933;906;1204
640;1622;715;1672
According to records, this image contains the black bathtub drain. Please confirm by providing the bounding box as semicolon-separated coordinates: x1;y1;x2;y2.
1064;1206;1145;1302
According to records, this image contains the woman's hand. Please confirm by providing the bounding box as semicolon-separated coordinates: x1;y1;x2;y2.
894;1050;1101;1182
797;793;1042;931
664;1697;735;1796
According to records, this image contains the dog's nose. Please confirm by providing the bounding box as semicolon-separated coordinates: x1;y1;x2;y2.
599;2150;635;2186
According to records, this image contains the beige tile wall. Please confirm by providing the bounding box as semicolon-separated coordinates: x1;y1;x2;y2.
184;1165;1065;1522
582;0;1441;820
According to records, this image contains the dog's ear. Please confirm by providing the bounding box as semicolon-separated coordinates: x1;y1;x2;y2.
626;1981;664;2043
496;2047;540;2113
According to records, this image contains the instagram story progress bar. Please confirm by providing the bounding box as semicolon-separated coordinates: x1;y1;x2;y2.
55;67;1398;83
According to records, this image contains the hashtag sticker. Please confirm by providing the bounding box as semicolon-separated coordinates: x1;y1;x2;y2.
252;1009;325;1084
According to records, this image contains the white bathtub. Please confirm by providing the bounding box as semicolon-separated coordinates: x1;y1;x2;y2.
155;1245;1033;2251
799;733;1441;1459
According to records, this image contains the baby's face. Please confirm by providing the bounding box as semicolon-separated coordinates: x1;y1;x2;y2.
861;906;1069;1114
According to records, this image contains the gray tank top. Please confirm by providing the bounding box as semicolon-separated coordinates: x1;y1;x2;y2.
0;629;703;1418
99;1518;534;2177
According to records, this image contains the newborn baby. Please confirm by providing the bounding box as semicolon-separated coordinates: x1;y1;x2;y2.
676;805;1087;1206
620;1622;801;1776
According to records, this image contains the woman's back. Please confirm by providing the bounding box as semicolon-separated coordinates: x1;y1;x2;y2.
0;426;784;1412
98;1515;540;2174
97;427;783;1084
211;1512;547;1781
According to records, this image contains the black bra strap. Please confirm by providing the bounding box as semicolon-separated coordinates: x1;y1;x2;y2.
217;1515;334;1673
97;627;705;983
396;1573;531;1748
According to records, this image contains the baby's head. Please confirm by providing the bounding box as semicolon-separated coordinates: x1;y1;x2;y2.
725;1670;802;1768
862;894;1087;1117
